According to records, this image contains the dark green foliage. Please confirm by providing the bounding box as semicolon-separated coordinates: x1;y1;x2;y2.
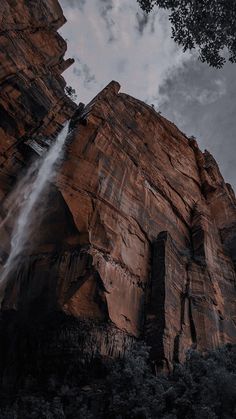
65;86;77;101
105;344;236;418
0;344;236;418
137;0;236;68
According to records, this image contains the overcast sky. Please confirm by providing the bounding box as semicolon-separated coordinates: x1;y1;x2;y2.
59;0;236;189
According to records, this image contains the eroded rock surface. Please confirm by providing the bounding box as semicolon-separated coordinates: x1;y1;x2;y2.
57;82;236;367
0;0;75;201
2;80;236;371
0;1;236;378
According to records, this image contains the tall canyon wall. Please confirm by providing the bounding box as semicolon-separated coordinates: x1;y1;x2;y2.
0;0;236;383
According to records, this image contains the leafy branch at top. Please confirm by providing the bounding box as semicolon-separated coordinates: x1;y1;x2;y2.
137;0;236;68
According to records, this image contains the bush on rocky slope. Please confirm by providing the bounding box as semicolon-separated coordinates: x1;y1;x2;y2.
0;343;236;418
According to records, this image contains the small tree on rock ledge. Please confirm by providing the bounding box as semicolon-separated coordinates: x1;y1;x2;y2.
65;85;77;101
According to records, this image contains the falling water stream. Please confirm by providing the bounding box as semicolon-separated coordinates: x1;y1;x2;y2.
0;122;69;303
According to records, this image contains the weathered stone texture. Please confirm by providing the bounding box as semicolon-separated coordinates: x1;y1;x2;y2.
0;1;236;371
57;82;236;365
1;79;236;368
0;0;76;200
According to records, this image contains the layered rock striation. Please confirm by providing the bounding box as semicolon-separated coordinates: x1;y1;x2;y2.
58;82;236;368
0;0;236;383
0;0;76;201
1;80;236;374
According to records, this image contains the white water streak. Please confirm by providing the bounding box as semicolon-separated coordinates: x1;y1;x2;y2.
0;123;69;302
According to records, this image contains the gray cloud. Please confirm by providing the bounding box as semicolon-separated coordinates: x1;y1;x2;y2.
64;0;86;11
59;0;236;189
59;0;186;102
135;10;158;35
98;0;116;43
62;0;158;40
61;0;116;42
157;60;236;187
116;58;127;73
73;59;97;88
135;11;149;35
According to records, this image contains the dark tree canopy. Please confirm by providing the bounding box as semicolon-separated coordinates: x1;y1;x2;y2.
1;343;236;418
137;0;236;68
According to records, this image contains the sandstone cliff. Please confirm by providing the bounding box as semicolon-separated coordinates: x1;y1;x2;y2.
0;0;236;384
0;0;75;201
57;82;236;368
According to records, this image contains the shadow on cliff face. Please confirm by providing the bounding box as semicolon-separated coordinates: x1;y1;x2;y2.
0;341;236;418
0;311;110;393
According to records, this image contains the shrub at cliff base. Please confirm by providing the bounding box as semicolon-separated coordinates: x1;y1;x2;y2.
0;344;236;418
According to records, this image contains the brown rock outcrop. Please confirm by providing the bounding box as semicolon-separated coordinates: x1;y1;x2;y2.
57;82;236;367
0;0;236;373
2;80;236;370
0;0;76;201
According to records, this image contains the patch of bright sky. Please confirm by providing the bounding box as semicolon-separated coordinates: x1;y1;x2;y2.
59;0;191;106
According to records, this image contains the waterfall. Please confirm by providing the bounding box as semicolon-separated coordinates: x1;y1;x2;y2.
0;122;69;304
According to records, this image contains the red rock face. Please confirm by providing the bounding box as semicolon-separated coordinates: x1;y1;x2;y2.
0;1;236;370
55;82;236;366
0;0;75;201
0;0;76;303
